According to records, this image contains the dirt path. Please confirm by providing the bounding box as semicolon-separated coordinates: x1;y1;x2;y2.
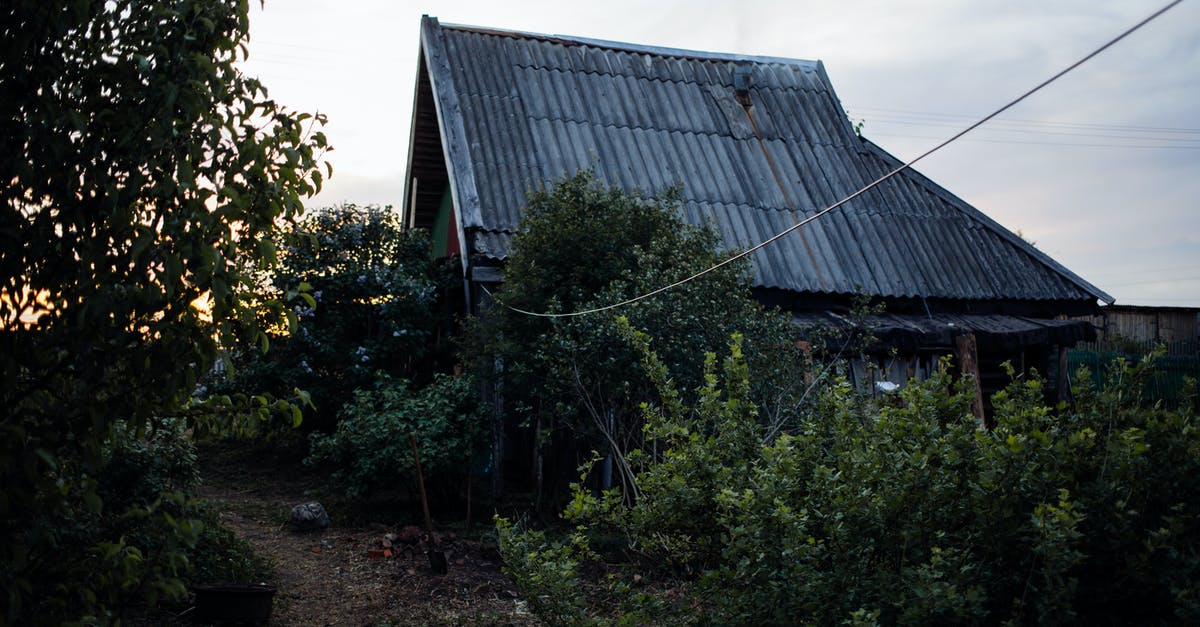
196;442;538;626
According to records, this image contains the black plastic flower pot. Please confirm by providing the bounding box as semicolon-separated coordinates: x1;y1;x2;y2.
193;583;276;623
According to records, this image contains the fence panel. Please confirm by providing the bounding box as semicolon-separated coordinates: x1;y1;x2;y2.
1068;350;1199;406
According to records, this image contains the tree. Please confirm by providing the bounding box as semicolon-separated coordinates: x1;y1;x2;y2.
212;204;459;432
0;1;327;621
474;170;803;501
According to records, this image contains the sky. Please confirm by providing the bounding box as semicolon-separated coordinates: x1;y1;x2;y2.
239;0;1200;308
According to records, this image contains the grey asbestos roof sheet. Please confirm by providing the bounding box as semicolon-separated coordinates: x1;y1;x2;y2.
418;17;1112;304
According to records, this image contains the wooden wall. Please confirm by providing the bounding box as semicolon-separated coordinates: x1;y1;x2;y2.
1073;306;1200;355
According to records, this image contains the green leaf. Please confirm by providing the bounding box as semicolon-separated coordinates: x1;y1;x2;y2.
34;448;58;471
83;490;102;514
257;238;277;265
294;387;314;408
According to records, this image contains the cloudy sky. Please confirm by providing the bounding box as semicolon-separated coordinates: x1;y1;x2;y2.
240;0;1199;307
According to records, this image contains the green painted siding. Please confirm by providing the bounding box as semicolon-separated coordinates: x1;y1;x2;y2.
432;186;453;258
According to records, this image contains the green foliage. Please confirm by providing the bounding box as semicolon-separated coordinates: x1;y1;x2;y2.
708;354;1199;624
82;423;203;619
1069;345;1200;407
103;423;272;588
496;517;596;625
306;373;487;498
189;503;273;585
563;324;763;572
99;420;201;513
0;1;326;621
510;336;1200;625
474;170;802;497
845;109;866;137
13;421;268;623
213;204;457;431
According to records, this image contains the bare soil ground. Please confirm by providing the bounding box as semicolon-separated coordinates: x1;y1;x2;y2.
192;441;539;626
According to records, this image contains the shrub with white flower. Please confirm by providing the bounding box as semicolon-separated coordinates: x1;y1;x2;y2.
207;204;459;431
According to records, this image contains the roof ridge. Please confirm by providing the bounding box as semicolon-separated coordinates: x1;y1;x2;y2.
436;19;821;68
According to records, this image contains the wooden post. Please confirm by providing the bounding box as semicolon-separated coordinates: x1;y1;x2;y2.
464;444;473;531
409;433;434;531
407;177;419;229
1057;345;1071;403
601;409;614;491
534;414;543;511
955;333;986;428
491;356;505;499
797;340;813;387
412;433;447;575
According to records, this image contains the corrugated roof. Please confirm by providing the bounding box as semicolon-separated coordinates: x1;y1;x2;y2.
415;16;1113;304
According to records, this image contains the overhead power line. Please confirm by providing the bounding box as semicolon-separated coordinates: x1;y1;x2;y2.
493;0;1184;319
1092;263;1200;276
850;106;1200;135
1102;275;1200;289
250;39;349;54
1115;297;1200;305
864;118;1200;143
869;131;1200;151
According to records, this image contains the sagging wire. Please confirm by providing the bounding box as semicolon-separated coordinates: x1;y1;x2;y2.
488;0;1183;319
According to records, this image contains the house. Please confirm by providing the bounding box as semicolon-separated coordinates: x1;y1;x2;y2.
401;16;1113;420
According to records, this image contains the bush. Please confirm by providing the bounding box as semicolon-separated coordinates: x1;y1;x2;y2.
98;420;201;513
189;503;273;584
503;333;1200;624
210;204;459;432
496;517;594;625
306;373;487;499
7;420;271;623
